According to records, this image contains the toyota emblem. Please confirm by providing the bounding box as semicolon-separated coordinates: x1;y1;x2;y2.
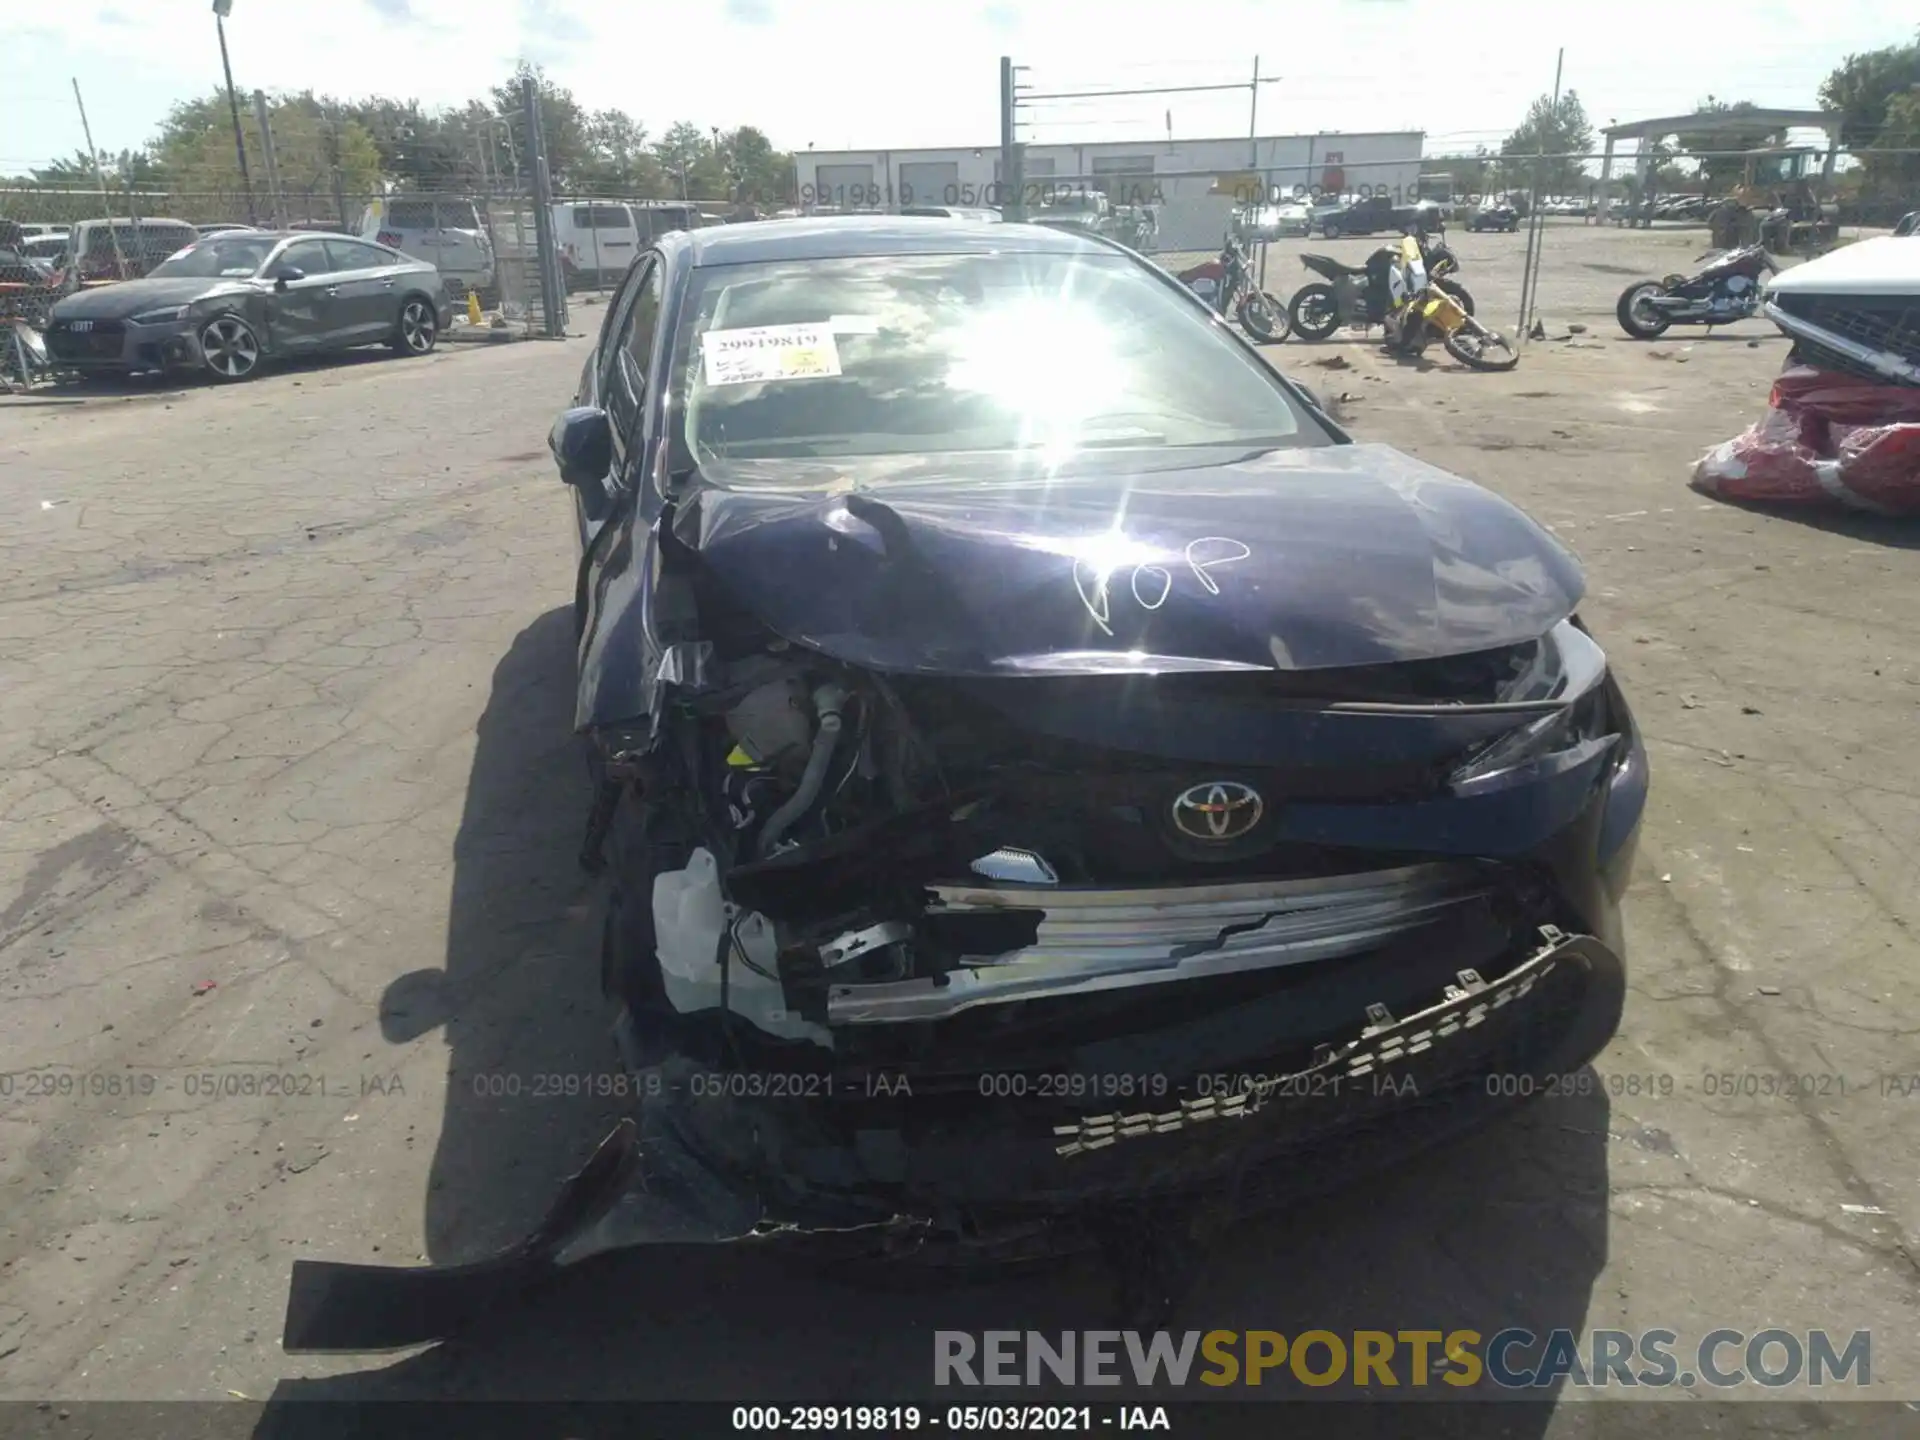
1171;781;1264;842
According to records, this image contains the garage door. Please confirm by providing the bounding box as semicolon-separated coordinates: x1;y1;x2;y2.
899;161;960;208
1092;154;1156;206
813;163;876;208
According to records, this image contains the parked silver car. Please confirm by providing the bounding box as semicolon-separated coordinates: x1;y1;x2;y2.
42;230;452;382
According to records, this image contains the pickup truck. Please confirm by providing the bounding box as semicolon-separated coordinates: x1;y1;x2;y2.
1315;195;1426;238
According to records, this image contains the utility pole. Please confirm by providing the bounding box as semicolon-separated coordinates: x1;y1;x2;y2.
326;108;349;231
1516;47;1564;339
70;78;129;280
211;0;256;224
522;74;565;337
1248;56;1261;170
999;56;1024;222
251;90;285;227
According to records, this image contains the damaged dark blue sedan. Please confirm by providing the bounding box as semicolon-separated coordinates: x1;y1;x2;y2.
284;217;1645;1352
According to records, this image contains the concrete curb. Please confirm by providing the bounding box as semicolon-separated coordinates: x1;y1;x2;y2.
443;323;524;345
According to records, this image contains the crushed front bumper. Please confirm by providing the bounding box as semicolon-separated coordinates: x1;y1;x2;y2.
282;925;1622;1353
827;863;1491;1023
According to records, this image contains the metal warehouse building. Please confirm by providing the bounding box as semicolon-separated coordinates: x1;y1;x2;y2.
795;132;1424;250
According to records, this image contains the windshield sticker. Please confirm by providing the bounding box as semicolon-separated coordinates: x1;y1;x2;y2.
828;314;880;335
701;323;842;385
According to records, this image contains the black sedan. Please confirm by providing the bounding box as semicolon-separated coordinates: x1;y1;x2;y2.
284;216;1647;1353
42;230;451;382
1468;203;1520;233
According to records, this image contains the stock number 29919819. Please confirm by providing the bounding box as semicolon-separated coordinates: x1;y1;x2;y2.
731;1406;1100;1431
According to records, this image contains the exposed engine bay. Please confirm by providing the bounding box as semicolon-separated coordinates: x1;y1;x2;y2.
593;605;1631;1076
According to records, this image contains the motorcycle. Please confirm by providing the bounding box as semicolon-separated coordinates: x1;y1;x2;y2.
1379;232;1518;371
1615;243;1777;340
1177;234;1289;343
1287;228;1474;342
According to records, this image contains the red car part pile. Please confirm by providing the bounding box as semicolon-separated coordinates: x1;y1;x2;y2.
1693;365;1920;515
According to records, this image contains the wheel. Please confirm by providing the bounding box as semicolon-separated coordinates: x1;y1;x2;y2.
392;295;438;355
1436;279;1475;317
1442;321;1520;371
1236;289;1290;342
1616;281;1671;339
1287;283;1342;341
1320;219;1341;239
197;313;262;382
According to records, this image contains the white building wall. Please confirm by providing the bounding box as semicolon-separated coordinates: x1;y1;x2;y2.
794;133;1424;250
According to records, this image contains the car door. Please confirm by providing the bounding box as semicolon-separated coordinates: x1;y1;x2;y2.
569;253;660;546
322;239;402;344
265;238;342;351
572;253;664;667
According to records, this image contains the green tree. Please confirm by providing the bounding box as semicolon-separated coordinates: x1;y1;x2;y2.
652;121;710;200
581;109;663;195
30;148;165;187
1873;88;1920;187
1501;89;1594;195
488;64;591;190
333;97;473;189
1818;34;1920;149
158;92;382;213
721;126;792;205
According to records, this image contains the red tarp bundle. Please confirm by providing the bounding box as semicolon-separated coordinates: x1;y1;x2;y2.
1691;364;1920;515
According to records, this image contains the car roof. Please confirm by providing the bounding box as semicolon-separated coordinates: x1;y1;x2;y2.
227;230;379;243
683;215;1101;266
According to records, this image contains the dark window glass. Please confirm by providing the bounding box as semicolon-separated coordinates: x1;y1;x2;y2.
278;239;335;275
386;201;436;230
608;260;662;434
324;239;398;271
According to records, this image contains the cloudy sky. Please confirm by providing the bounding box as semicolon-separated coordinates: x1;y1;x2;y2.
1;0;1904;171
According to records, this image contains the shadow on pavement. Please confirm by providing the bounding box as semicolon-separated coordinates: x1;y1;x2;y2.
254;607;1611;1429
377;605;626;1266
1697;497;1920;550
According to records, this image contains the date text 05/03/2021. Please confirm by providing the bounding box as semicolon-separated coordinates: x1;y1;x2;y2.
730;1405;1172;1432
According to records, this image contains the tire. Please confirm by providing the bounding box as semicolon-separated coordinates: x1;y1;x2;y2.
197;313;262;382
1320;219;1342;239
1436;279;1475;317
1616;281;1672;339
1287;283;1342;341
392;295;439;356
1442;321;1520;371
1236;289;1290;342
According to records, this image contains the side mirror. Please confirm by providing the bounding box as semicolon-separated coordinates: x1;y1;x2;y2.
549;405;613;487
268;265;304;289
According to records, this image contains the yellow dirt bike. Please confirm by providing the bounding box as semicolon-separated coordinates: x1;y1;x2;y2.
1382;231;1518;371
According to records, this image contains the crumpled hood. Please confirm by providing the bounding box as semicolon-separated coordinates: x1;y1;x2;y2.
51;276;250;320
671;442;1584;674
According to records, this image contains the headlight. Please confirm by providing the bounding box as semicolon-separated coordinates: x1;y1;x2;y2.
130;306;188;325
1450;620;1613;790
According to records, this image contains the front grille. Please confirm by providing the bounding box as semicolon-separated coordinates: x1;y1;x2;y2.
46;322;124;361
1772;293;1920;368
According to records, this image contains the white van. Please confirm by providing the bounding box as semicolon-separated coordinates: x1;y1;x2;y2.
357;196;496;299
551;201;641;289
632;201;699;242
70;217;198;282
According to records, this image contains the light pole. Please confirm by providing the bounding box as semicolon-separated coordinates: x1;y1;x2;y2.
211;0;256;224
